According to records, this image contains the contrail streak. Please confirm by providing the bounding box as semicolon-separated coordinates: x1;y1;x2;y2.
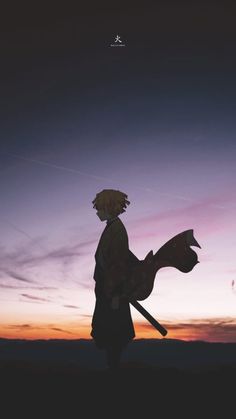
3;152;117;183
2;151;192;200
2;218;36;241
138;188;193;202
0;217;46;253
2;151;229;209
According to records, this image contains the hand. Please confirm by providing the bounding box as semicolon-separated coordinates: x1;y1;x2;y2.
111;296;119;310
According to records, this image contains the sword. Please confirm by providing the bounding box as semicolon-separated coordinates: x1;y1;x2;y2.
130;299;168;337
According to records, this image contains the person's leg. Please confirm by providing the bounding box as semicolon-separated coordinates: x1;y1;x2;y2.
106;344;123;370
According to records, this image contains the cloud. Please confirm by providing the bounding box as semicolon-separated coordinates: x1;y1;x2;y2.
32;286;58;290
50;327;74;335
4;270;35;283
0;283;20;289
10;245;83;267
135;183;236;210
130;192;235;243
20;293;51;302
2;217;45;249
7;324;41;330
0;281;57;290
63;304;80;309
135;317;236;342
0;237;96;291
0;239;93;273
6;324;74;334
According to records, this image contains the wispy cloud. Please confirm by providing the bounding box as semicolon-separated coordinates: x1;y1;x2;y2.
0;240;93;272
130;192;235;241
3;218;37;241
20;293;51;303
50;327;74;335
6;323;74;335
0;283;20;289
0;237;96;291
135;184;236;210
0;217;48;256
4;270;35;283
136;317;236;342
63;304;80;309
31;286;58;290
0;282;57;291
7;324;41;330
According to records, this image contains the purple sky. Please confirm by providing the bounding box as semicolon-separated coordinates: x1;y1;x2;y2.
0;2;236;340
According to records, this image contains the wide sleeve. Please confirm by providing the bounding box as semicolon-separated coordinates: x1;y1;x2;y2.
102;227;130;299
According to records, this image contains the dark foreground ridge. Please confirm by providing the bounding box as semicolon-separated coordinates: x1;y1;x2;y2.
0;338;235;414
1;337;236;369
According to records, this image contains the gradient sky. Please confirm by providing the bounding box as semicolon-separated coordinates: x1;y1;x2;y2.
1;2;236;342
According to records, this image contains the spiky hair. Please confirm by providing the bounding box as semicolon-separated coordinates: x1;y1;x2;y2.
92;189;130;216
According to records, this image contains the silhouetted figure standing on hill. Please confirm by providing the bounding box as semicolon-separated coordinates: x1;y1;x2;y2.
90;189;201;370
91;189;135;370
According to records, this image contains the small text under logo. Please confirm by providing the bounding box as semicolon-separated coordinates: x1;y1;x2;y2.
110;34;126;47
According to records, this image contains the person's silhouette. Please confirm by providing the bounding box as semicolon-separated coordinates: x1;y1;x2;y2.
91;189;135;370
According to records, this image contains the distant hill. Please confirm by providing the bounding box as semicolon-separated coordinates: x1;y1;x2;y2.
0;338;236;369
1;338;236;415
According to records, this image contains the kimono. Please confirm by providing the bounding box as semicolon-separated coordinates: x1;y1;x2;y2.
91;216;136;349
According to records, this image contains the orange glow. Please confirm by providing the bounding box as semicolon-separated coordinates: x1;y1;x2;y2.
1;318;236;342
0;324;89;340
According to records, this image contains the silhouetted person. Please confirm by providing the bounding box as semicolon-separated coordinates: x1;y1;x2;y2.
90;189;201;370
91;189;135;370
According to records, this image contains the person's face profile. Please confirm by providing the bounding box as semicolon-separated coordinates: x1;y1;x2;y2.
96;209;112;221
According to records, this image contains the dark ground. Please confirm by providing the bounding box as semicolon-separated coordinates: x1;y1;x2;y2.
1;338;235;415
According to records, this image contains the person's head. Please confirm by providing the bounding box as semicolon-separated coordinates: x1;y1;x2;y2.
92;189;130;221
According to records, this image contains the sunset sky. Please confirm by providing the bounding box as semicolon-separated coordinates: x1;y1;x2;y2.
1;3;236;342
